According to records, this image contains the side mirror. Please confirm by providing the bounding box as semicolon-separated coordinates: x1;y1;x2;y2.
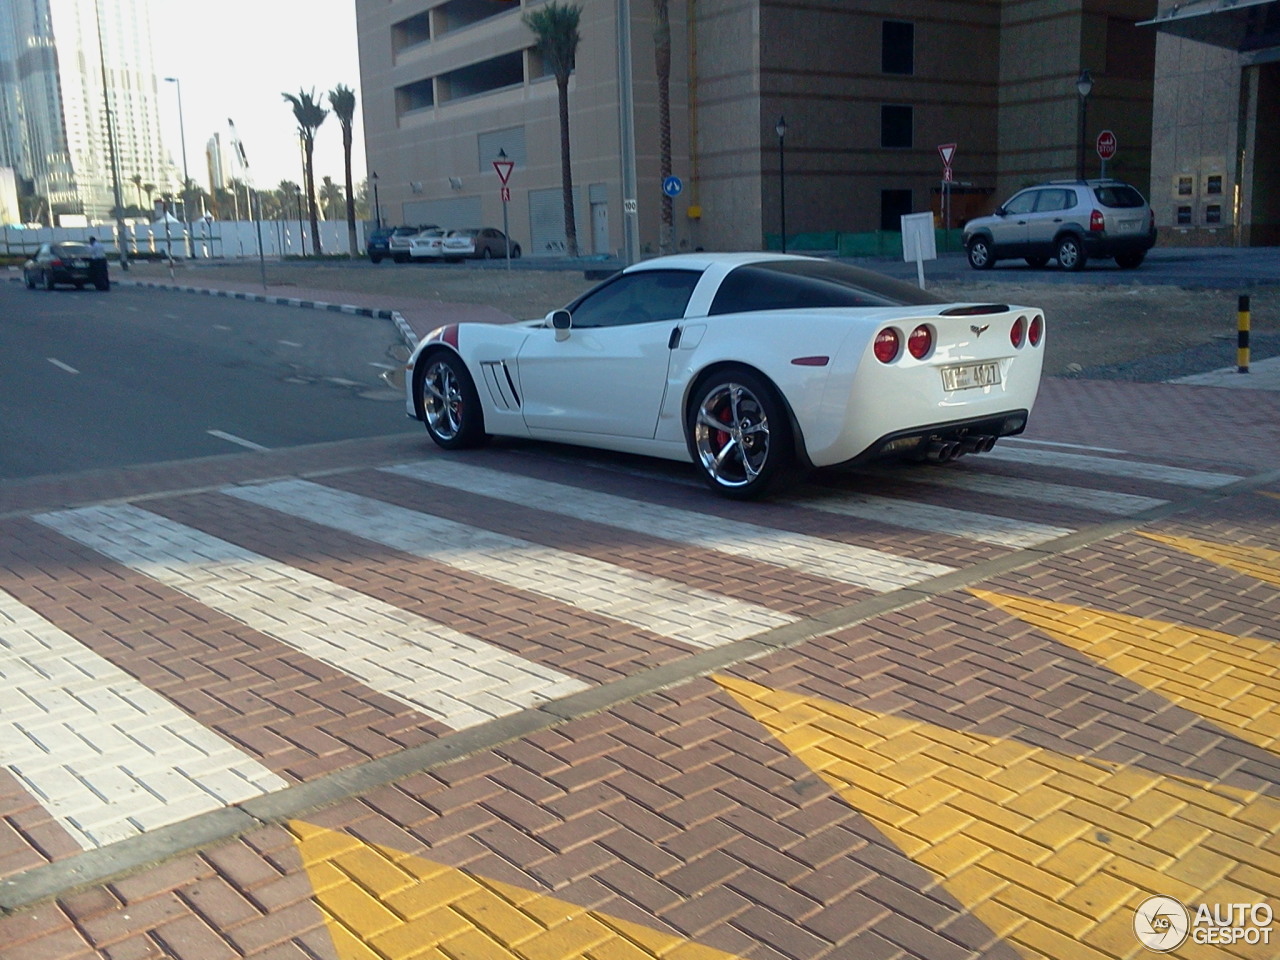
994;206;1007;217
551;309;572;342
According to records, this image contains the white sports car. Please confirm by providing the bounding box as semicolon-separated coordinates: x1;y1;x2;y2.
404;253;1045;498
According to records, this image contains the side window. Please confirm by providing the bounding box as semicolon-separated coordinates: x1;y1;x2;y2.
1034;189;1070;212
568;270;701;329
1003;191;1037;215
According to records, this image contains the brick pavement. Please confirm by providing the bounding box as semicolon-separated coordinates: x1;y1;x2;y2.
2;274;1280;960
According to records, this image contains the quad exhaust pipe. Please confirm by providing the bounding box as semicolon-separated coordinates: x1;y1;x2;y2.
921;435;997;462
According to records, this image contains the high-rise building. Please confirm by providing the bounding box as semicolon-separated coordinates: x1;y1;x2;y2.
206;132;226;193
0;0;171;224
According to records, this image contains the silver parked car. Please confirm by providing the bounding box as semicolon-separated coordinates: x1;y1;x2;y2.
963;179;1156;271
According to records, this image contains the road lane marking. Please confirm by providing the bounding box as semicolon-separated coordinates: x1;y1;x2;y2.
226;479;797;648
718;675;1280;960
972;589;1280;755
207;429;269;451
789;489;1075;549
385;461;955;592
291;821;748;960
865;467;1170;516
46;358;78;374
1003;437;1128;454
34;504;589;730
983;447;1242;489
0;586;286;849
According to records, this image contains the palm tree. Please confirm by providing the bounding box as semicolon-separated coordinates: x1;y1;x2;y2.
328;84;359;257
524;2;582;257
653;0;674;253
282;89;328;255
320;176;344;220
130;173;144;210
143;183;156;216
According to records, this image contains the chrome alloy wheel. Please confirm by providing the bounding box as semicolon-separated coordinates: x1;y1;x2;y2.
693;381;773;489
422;357;466;442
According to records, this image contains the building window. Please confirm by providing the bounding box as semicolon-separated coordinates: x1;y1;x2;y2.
395;78;435;119
1205;175;1223;195
881;105;913;149
880;189;913;231
1176;205;1192;225
882;21;914;75
1205;204;1222;224
392;11;432;53
1177;176;1193;197
437;51;524;103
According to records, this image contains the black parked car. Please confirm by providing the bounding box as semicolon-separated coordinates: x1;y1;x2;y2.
23;242;108;290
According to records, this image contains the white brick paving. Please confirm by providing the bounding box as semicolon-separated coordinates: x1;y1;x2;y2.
863;466;1170;516
224;479;797;648
982;447;1243;488
384;461;956;592
0;586;287;850
34;504;590;731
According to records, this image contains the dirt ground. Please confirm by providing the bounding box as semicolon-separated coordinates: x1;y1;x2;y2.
141;259;1277;379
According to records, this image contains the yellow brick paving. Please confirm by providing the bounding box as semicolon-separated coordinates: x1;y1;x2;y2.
969;589;1280;755
716;676;1280;960
1139;532;1280;590
290;822;747;960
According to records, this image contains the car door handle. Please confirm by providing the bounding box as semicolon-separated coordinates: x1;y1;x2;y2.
668;327;682;349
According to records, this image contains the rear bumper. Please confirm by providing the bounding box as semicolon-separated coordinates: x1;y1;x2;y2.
1082;229;1156;257
840;410;1031;466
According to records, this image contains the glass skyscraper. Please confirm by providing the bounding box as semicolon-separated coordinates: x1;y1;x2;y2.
0;0;170;223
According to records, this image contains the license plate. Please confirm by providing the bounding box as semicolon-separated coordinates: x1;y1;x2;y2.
1116;219;1141;233
942;362;1001;391
71;259;87;268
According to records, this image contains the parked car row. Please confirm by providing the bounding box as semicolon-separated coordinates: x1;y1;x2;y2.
367;225;521;264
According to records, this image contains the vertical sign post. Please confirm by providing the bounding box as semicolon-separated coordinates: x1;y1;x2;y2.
493;153;515;268
938;143;956;252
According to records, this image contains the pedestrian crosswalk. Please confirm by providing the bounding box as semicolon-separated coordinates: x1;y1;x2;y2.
0;444;1252;857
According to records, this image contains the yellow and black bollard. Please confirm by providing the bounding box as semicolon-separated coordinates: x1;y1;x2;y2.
1238;295;1251;374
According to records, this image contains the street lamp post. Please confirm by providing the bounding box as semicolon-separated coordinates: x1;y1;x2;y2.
164;76;193;257
295;187;306;256
370;171;381;230
1076;70;1093;180
775;115;788;254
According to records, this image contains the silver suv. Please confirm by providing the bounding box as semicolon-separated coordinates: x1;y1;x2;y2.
964;179;1156;271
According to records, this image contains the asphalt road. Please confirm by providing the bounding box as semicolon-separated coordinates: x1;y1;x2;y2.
0;282;417;481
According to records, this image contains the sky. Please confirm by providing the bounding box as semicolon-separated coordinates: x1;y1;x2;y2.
149;0;366;194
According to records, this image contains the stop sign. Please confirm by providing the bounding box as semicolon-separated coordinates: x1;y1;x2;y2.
1096;130;1117;161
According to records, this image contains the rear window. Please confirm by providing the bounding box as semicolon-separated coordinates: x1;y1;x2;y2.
55;243;91;256
1093;185;1145;208
708;259;945;316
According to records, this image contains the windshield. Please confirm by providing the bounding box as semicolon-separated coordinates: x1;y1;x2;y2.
708;259;946;315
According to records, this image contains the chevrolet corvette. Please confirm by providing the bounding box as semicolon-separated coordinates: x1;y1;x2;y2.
404;253;1045;498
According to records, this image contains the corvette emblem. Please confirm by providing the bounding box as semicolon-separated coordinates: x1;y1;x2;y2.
970;324;990;337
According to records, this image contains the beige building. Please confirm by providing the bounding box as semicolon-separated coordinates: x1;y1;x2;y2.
1143;0;1279;246
356;0;1182;256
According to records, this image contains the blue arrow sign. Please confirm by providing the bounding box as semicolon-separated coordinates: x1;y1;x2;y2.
662;176;683;198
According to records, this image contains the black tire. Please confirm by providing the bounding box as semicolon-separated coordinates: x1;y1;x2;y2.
1025;256;1049;268
966;237;994;270
370;254;383;264
1115;252;1146;269
416;351;488;449
1056;235;1087;271
74;282;85;290
95;280;110;291
24;272;35;289
511;244;522;259
482;246;493;260
393;253;408;264
687;368;795;499
44;272;55;291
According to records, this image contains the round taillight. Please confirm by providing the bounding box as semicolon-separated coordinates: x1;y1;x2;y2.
874;328;900;363
1010;316;1026;348
1028;314;1044;347
907;324;933;359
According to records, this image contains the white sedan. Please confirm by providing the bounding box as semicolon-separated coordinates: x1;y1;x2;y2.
404;253;1045;498
406;228;446;261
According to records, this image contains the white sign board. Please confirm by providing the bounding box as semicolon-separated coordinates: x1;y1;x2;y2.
900;211;937;288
